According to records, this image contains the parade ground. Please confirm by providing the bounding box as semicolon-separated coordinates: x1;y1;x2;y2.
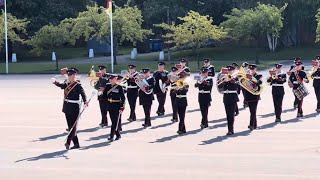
1;66;320;180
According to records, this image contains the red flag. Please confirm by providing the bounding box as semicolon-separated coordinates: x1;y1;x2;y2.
105;0;112;16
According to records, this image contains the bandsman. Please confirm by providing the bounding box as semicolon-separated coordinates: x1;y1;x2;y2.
311;56;320;113
195;67;213;129
126;65;139;122
245;64;263;131
153;61;169;116
267;64;286;122
232;62;240;116
139;68;155;128
289;61;309;117
218;65;239;135
203;58;215;77
174;71;189;135
103;74;126;141
94;65;109;127
179;58;191;76
169;66;179;122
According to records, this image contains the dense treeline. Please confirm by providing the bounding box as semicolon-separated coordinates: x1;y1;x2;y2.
4;0;320;48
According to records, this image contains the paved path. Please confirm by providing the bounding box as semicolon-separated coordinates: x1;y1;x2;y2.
1;66;320;180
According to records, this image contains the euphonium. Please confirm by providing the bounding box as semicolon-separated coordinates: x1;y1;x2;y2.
238;73;263;95
135;73;153;94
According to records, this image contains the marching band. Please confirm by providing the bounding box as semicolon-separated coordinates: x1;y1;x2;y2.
53;56;320;150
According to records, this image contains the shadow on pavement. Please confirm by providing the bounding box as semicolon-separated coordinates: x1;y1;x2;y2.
15;150;69;162
32;127;100;142
200;112;319;145
258;108;296;118
80;141;111;150
150;128;203;143
150;121;175;130
199;130;252;145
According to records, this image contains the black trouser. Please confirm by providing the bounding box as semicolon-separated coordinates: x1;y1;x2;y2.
199;102;210;126
235;103;239;114
65;113;79;145
143;104;152;126
224;103;236;133
99;100;108;125
242;88;248;106
294;94;299;107
177;103;187;132
156;92;167;114
272;93;284;119
127;89;138;120
108;104;121;138
170;94;178;120
315;87;320;109
294;94;303;115
248;101;258;128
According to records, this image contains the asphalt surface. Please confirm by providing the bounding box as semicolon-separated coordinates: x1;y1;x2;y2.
1;66;320;180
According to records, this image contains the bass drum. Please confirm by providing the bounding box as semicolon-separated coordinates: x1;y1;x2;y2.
216;72;225;94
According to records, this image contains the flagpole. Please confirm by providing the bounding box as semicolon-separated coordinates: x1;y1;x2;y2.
4;0;8;74
110;11;114;73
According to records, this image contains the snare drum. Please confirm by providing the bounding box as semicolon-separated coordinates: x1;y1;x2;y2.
293;84;309;100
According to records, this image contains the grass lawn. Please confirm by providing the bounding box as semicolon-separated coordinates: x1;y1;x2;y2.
0;59;278;74
136;47;320;61
11;46;133;62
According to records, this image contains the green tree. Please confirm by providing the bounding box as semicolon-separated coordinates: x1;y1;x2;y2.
316;9;320;43
222;2;287;52
156;10;226;67
0;11;29;49
70;4;152;64
28;19;75;56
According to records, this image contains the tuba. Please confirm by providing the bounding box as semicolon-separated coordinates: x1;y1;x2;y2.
135;73;153;94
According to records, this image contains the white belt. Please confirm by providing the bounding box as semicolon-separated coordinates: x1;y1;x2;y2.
176;95;187;98
272;84;284;87
199;90;210;94
314;77;320;79
223;90;237;94
127;86;138;89
65;99;81;104
293;81;299;84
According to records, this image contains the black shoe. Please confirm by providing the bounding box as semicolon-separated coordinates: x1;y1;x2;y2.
275;118;281;123
200;124;208;129
115;136;121;140
177;130;186;135
243;104;248;108
127;118;132;122
70;144;80;149
65;128;69;132
142;124;151;128
297;113;303;118
226;132;234;136
248;126;254;131
235;112;239;116
108;137;114;142
64;143;70;150
171;119;178;122
316;109;320;113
